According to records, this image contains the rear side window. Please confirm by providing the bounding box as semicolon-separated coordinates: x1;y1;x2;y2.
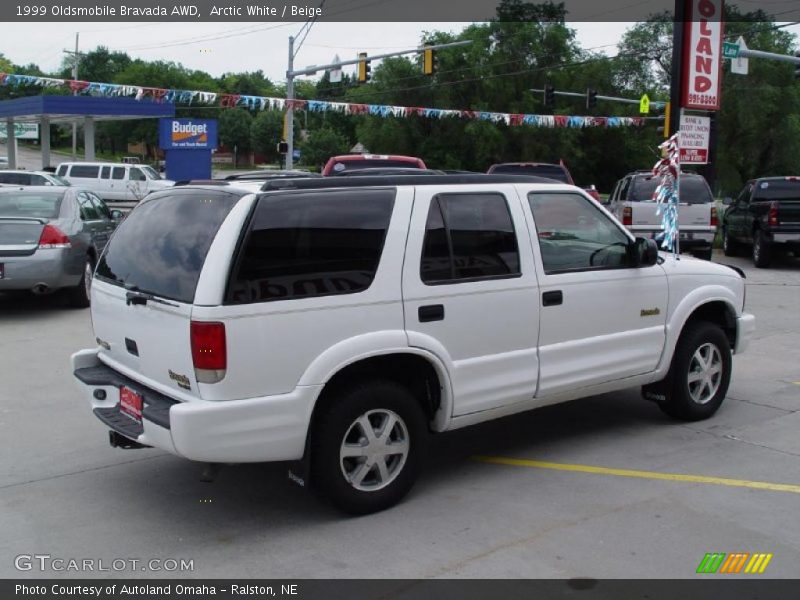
95;190;240;303
70;166;100;178
421;193;520;284
228;189;395;304
101;166;111;179
0;173;28;185
630;175;712;204
112;167;126;180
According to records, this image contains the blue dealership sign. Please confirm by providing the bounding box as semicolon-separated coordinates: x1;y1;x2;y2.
159;118;218;150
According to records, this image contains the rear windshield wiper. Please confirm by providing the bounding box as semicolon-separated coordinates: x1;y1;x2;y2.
124;288;179;307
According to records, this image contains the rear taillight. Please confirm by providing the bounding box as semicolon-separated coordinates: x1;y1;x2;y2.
768;202;779;227
622;206;633;226
38;225;71;249
190;321;226;384
710;206;718;227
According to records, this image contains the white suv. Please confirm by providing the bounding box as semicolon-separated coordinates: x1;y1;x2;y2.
72;175;755;514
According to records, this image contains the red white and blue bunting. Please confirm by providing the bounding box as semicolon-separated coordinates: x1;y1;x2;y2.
0;72;647;129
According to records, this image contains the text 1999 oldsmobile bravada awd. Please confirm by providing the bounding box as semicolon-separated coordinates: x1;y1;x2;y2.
71;175;755;514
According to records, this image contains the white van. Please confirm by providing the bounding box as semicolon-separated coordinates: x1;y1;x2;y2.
56;162;174;207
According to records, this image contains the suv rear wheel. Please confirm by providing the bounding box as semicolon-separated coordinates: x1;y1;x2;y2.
722;227;740;256
310;380;427;514
753;229;772;268
658;321;732;421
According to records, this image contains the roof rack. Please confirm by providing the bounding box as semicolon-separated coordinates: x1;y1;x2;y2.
260;173;561;192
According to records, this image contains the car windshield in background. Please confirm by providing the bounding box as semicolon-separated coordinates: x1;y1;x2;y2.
141;166;161;180
330;160;421;174
490;164;570;182
49;174;71;186
0;191;65;218
631;176;712;204
94;190;240;303
753;180;800;200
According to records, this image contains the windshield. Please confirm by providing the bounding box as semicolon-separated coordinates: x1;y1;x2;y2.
48;174;71;186
631;176;712;204
490;164;571;183
141;166;161;180
0;191;64;218
95;190;240;303
330;159;421;174
753;180;800;201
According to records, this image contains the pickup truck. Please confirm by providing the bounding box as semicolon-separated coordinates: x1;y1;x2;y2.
71;174;754;514
722;176;800;268
608;171;717;260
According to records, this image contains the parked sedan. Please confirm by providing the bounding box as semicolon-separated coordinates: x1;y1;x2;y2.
0;169;71;187
0;187;121;307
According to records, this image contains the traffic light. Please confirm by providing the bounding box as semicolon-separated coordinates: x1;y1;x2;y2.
357;52;371;83
544;84;555;107
423;46;436;76
586;88;597;109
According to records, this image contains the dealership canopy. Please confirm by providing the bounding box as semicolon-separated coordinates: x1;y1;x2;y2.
0;95;175;169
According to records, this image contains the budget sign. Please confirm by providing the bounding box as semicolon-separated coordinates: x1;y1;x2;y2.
681;0;724;111
159;119;217;150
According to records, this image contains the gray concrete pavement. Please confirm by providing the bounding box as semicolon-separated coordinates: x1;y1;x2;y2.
0;251;798;579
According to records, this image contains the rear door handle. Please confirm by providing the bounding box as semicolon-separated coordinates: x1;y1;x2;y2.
418;304;445;322
542;290;563;307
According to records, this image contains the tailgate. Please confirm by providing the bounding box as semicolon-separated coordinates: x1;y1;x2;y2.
92;279;199;397
0;218;46;256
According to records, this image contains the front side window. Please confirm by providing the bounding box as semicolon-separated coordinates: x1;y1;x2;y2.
77;192;100;220
529;192;632;274
421;193;520;284
129;168;146;182
228;189;395;304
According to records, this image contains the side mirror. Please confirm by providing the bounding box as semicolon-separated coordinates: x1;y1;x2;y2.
110;209;124;220
632;237;659;267
722;197;733;206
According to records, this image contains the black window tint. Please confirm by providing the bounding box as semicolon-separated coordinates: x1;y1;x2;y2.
421;193;520;284
112;167;125;180
77;192;99;220
101;166;111;179
228;189;394;304
88;193;111;219
95;190;240;303
70;166;100;178
56;165;67;176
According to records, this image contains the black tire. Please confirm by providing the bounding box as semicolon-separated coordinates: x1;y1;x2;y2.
722;228;740;257
693;247;713;261
658;321;732;421
310;380;427;515
753;229;772;268
66;256;94;308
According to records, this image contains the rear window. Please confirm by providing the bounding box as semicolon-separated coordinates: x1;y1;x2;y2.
228;189;394;304
95;190;240;303
753;180;800;200
330;160;421;174
0;191;64;218
490;164;570;183
630;175;712;204
69;165;100;178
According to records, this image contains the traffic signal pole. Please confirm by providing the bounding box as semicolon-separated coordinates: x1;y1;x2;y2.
284;39;472;168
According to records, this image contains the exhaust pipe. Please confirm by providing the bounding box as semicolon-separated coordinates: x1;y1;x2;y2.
31;283;51;295
108;431;150;450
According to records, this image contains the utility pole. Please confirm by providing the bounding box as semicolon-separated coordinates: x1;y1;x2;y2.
668;1;685;142
63;33;84;160
284;39;472;169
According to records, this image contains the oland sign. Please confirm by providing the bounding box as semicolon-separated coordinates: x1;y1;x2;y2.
158;119;217;150
681;0;724;111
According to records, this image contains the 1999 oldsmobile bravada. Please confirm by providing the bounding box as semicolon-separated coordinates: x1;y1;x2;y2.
71;175;755;514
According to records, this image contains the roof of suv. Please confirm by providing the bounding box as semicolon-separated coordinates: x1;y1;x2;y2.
260;173;562;192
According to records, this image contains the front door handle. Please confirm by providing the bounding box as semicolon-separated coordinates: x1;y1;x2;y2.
542;290;563;307
418;304;445;322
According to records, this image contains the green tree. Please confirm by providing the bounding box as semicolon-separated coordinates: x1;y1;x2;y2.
219;109;254;166
251;110;284;163
299;128;350;169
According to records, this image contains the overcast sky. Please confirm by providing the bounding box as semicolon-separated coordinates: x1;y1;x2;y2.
2;22;635;83
2;21;798;86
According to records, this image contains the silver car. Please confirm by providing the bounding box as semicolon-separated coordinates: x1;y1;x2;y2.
0;187;122;307
0;170;71;187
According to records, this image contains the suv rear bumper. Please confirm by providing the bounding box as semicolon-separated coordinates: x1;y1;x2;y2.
71;348;320;463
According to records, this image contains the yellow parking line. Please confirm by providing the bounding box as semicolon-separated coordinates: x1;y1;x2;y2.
473;456;800;494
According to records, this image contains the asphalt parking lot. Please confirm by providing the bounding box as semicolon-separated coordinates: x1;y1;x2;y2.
1;251;798;579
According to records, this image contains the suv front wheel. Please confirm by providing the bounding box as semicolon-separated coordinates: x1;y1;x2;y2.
310;380;427;514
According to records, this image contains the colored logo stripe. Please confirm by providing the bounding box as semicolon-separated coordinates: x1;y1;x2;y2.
744;553;773;574
697;553;726;574
697;552;773;574
719;553;749;573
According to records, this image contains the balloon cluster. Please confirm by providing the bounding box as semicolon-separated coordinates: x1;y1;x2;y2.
652;133;681;255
